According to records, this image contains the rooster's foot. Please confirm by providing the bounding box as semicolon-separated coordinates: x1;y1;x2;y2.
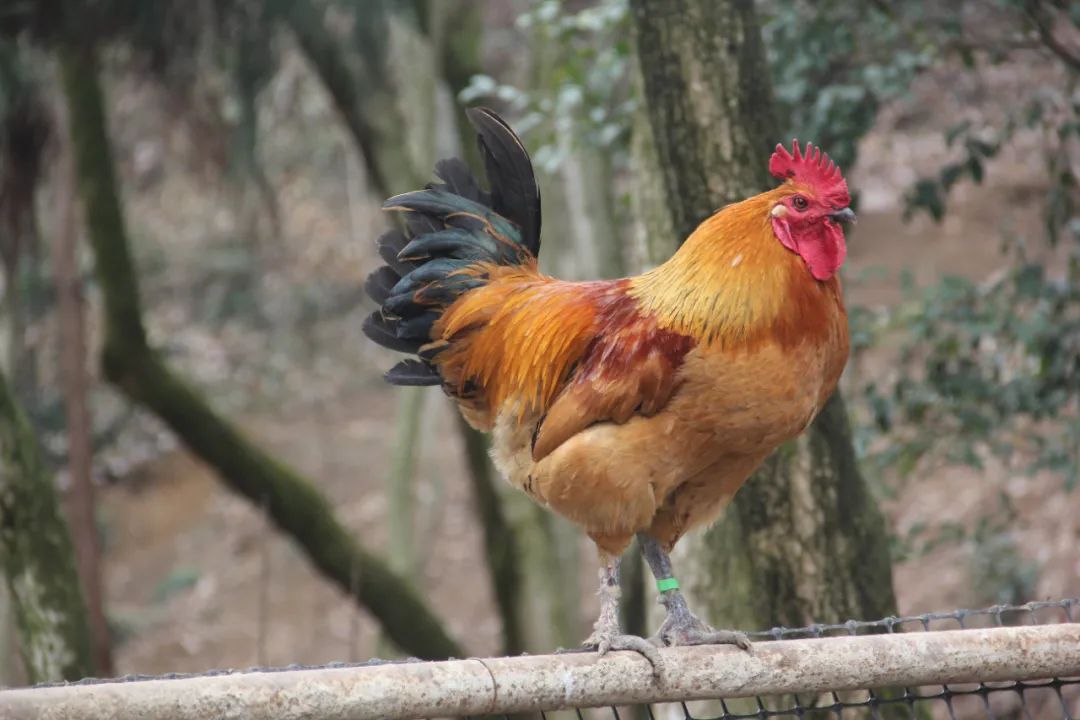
653;609;751;650
583;629;663;676
638;533;751;651
585;554;664;677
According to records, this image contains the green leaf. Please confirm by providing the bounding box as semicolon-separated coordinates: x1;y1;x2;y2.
905;178;945;221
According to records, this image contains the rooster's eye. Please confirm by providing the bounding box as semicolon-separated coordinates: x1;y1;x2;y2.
792;195;809;211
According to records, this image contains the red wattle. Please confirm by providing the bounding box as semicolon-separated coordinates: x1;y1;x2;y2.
771;217;846;281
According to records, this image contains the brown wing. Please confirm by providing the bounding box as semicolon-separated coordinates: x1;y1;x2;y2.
531;300;696;461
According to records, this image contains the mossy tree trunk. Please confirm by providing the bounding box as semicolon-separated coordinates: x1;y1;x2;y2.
629;0;897;634
0;367;93;683
56;33;462;661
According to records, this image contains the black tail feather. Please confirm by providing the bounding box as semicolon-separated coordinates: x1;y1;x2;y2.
388;258;471;298
398;228;500;263
466;107;542;256
385;359;441;386
363;107;540;388
418;340;448;362
376;230;415;276
364;265;399;305
394;311;441;341
404;211;441;238
382;190;530;265
432;158;489;205
362;311;423;354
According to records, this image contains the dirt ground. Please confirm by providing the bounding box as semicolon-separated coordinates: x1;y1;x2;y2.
86;55;1080;679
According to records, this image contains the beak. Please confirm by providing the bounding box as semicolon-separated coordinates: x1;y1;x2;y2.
828;207;857;225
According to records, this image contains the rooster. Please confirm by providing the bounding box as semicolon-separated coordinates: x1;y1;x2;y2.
363;108;854;669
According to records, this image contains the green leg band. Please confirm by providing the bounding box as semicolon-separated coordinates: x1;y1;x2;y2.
656;577;679;593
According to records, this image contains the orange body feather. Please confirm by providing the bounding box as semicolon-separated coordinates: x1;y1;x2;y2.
429;184;848;555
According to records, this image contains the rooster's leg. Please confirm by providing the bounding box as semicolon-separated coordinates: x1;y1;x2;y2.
638;533;752;650
582;553;663;673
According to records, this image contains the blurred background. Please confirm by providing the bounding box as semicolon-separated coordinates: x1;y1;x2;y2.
0;0;1078;689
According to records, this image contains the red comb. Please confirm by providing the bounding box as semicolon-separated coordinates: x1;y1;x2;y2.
769;140;850;206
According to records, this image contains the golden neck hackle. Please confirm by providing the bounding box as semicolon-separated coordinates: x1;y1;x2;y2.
629;187;819;346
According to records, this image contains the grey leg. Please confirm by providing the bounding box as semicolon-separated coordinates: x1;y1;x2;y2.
638;533;751;650
582;554;663;675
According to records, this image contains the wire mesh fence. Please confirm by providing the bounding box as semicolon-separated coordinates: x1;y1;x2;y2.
2;599;1078;720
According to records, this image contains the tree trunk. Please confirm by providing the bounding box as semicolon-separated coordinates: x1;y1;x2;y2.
57;36;462;662
50;91;113;675
629;0;897;634
0;366;93;683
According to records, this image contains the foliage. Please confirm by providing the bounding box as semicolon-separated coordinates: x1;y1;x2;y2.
460;0;925;177
833;3;1080;606
460;0;633;172
853;0;1080;497
903;82;1078;234
759;0;930;172
859;256;1080;483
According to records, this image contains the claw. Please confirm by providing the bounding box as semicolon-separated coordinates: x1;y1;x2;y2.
584;632;664;678
653;613;752;652
580;556;664;678
690;629;752;651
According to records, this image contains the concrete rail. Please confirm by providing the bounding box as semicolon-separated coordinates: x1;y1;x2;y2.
3;624;1079;719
